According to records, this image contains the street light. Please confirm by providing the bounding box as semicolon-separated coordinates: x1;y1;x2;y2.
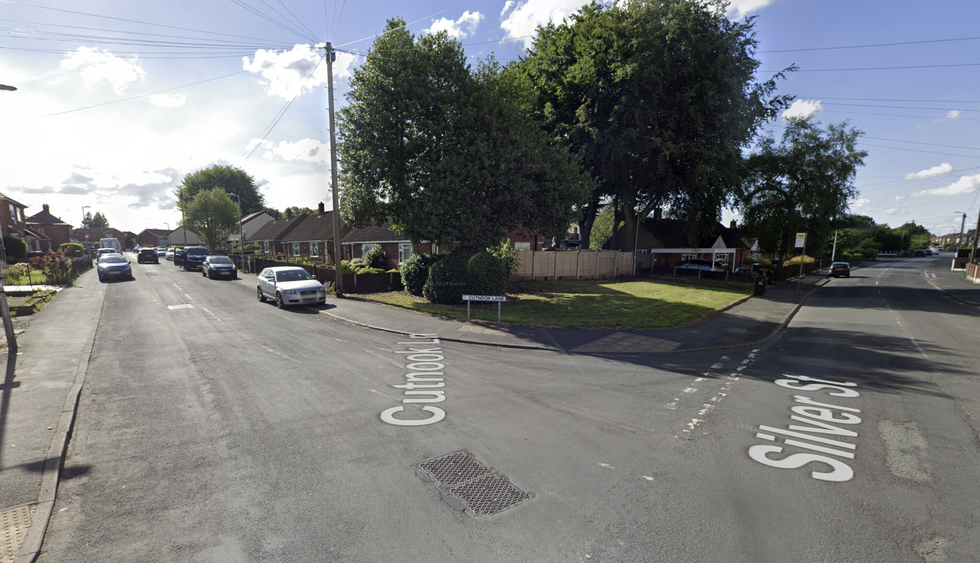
227;193;245;273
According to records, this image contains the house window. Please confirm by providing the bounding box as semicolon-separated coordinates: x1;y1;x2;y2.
681;253;697;261
292;243;300;257
361;243;376;257
398;243;413;264
9;204;17;224
263;241;270;254
310;242;319;258
515;242;531;251
637;249;648;254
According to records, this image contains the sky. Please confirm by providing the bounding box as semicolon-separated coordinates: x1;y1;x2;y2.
2;0;980;241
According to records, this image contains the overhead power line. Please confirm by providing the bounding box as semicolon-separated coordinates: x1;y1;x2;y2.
760;34;980;53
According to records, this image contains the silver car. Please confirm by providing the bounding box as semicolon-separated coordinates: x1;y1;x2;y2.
256;266;326;308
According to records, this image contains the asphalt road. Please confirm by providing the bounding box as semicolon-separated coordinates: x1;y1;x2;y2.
36;255;980;562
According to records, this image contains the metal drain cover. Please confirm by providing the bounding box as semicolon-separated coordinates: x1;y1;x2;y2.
1;504;34;563
418;451;532;518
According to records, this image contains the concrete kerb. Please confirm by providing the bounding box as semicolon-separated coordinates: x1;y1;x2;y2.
14;283;107;563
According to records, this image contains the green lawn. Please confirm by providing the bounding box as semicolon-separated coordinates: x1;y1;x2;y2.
356;279;750;330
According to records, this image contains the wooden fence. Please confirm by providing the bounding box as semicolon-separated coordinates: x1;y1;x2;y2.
511;250;635;282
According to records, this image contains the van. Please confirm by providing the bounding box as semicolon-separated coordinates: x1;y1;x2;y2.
100;237;122;253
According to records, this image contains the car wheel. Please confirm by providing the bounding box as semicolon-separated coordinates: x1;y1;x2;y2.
257;287;265;302
276;293;285;309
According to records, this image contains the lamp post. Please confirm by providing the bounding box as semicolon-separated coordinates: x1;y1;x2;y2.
81;205;91;256
228;193;245;273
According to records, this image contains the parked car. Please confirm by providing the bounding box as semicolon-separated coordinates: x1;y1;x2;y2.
137;247;159;264
828;262;851;278
155;247;167;257
913;249;926;257
202;255;237;279
95;248;120;263
96;254;133;282
256;266;326;308
674;259;725;272
165;249;175;261
183;247;208;271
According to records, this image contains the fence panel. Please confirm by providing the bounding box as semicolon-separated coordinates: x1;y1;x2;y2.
511;250;634;282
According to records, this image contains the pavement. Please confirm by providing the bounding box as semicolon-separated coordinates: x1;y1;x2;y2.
1;257;978;562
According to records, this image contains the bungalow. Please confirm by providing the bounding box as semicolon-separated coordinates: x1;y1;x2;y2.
228;210;275;249
623;213;749;272
280;203;350;265
248;210;308;257
341;222;419;270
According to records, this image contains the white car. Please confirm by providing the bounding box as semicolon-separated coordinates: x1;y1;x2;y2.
256;266;326;308
95;247;120;263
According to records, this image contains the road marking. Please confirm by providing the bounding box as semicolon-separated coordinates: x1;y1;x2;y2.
380;334;448;426
167;304;193;310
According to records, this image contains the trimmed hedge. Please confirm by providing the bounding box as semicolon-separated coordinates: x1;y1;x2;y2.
422;248;508;304
401;253;442;296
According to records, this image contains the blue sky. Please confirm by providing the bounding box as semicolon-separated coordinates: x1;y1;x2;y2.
2;0;979;241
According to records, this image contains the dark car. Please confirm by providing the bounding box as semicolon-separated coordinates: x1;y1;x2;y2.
97;254;133;282
828;262;851;278
137;247;159;264
173;247;186;267
183;247;208;271
202;255;238;279
913;249;927;257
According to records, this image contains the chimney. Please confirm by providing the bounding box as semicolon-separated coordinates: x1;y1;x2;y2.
653;208;662;220
318;202;325;215
730;220;737;229
285;208;292;219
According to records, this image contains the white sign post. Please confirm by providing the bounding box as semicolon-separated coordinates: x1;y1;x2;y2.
795;233;807;293
462;295;507;326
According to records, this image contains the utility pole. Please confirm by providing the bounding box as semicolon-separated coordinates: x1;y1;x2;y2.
322;42;345;296
954;211;967;249
971;208;980;265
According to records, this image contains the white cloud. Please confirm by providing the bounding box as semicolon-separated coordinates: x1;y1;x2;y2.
428;11;484;39
727;0;782;20
60;47;146;94
150;93;187;108
946;110;962;120
851;198;871;209
500;0;594;48
905;162;952;180
242;45;356;101
247;138;329;164
781;99;822;121
883;207;902;215
912;174;980;197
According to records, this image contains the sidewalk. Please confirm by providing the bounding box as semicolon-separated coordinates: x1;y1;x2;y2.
4;262;978;562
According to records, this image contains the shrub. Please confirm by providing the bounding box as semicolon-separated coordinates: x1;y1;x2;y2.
489;238;521;273
60;242;85;257
363;245;387;269
423;247;478;304
3;236;27;260
400;253;442;296
466;251;508;296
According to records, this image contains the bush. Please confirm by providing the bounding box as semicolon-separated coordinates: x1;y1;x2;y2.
3;236;27;260
29;250;72;285
466;251;508;296
363;245;387;269
423;247;478;304
60;242;85;257
489;239;521;273
400;253;442;296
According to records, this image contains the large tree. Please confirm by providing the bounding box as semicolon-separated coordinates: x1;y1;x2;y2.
518;0;790;250
82;211;110;229
737;117;868;261
338;19;590;250
176;164;265;218
183;188;239;251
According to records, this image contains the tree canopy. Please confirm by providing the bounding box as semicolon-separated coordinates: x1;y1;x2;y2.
337;19;590;249
176;165;265;218
82;211;110;229
183;188;239;251
737;117;868;260
517;0;790;250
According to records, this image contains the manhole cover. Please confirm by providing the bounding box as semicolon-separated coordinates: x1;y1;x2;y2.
418;451;532;518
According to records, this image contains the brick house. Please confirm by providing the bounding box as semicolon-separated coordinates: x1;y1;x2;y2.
621;214;749;272
25;204;75;251
136;229;172;248
248;211;308;257
341;223;425;270
279;203;350;265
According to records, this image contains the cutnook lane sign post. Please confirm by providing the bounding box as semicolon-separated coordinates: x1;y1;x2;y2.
462;295;507;326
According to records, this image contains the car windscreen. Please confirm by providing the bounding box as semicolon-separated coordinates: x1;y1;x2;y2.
209;256;233;264
186;248;208;255
100;256;126;264
275;269;313;282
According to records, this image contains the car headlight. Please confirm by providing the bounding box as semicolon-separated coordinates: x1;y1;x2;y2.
284;289;299;294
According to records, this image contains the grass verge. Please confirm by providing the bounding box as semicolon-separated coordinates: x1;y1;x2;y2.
354;279;750;330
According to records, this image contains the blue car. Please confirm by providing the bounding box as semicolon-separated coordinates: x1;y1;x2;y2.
97;254;133;282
